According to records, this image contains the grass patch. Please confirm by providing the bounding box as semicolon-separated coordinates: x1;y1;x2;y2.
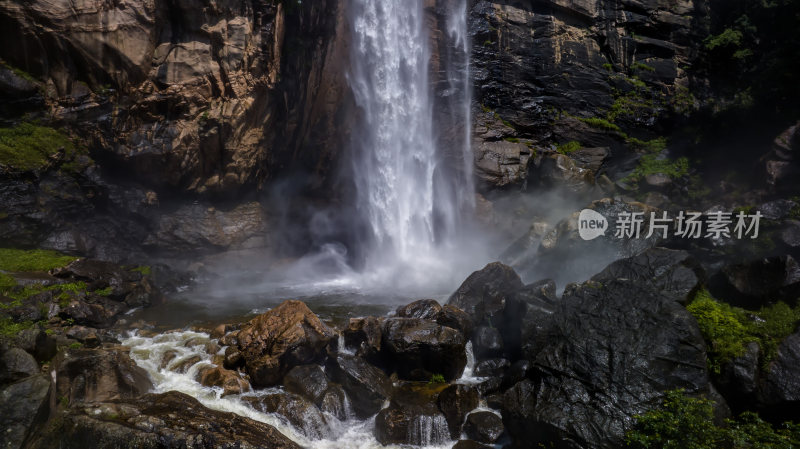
687;289;800;373
626;136;667;153
94;286;113;296
579;117;623;133
556;140;581;155
0;248;76;272
132;265;152;276
626;389;800;449
0;123;76;171
622;154;689;185
0;317;35;337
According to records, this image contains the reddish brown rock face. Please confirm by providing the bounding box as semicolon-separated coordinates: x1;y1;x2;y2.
229;300;336;388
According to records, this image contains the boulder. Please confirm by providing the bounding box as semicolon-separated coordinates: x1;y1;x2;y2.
436;304;474;336
28;391;301;449
283;364;329;404
0;346;40;384
342;316;383;360
536;153;595;192
759;329;800;421
325;353;393;418
708;255;800;308
464;411;505;444
0;374;51;449
243;392;330;439
504;277;710;449
717;341;760;410
195;365;249;396
448;262;524;325
319;384;352;420
475;358;511;377
14;328;57;362
227;300;336;387
437;383;480;439
380;317;467;381
374;383;450;446
472;326;504;360
396;299;442;320
54;346;152;404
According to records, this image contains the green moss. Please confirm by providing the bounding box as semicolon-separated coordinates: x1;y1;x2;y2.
687;289;800;373
623;154;689;185
0;317;34;337
0;248;76;272
0;123;77;171
556;140;581;155
94;286;113;296
504;137;520;143
687;289;754;374
705;28;743;50
0;273;16;291
428;374;446;384
68;342;82;349
626;136;667;153
626;389;800;449
608;93;656;122
132;265;152;276
632;62;656;72
579;117;623;133
0;61;37;83
602;63;613;71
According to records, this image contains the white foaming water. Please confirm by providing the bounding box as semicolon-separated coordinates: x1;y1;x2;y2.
122;331;456;449
346;0;477;290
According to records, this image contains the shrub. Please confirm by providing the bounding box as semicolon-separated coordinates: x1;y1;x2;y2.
429;374;446;384
556;140;581;155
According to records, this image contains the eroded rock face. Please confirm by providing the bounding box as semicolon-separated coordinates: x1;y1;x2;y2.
54;346;153;404
503;276;710;449
225;300;336;388
0;374;51;449
380;317;467;382
28;391;301;449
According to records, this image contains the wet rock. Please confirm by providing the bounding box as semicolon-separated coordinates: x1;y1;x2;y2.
319;384;351;420
448;262;524;327
195;365;249;396
536;153;596;192
592;247;703;305
380;317;467;381
29;391;301;449
475;358;510;377
759;330;800;421
170;355;202;374
644;173;672;190
244;392;330;439
472;326;504;360
54;346;152;404
396;299;442;320
0;374;51;449
506;277;710;448
374;383;450;446
325;353;393;418
343;316;383;360
718;341;760;408
436;304;474;336
283;364;329;404
780;220;800;249
474;140;532;189
230;300;336;388
477;376;503;397
452;440;492;449
437;383;480;439
501;360;531;390
517;279;557;305
14;328;57;362
708;255;800;308
464;411;504;444
757;199;798;220
0;346;40;384
571;147;609;173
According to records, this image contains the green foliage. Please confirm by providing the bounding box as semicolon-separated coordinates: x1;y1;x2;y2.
687;289;753;374
687;289;800;373
556;140;581;155
68;342;82;349
622;153;689;185
632;62;656;72
428;374;446;384
0;61;37;83
0;272;16;291
0;123;77;171
627;390;800;449
0;248;76;272
94;286;113;296
705;28;744;50
602;63;613;71
627;137;667;153
132;265;152;276
579;117;623;133
0;317;34;337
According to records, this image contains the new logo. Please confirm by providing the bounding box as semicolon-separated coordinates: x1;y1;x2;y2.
578;209;608;240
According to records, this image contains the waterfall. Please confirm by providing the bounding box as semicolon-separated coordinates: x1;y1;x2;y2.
347;0;473;279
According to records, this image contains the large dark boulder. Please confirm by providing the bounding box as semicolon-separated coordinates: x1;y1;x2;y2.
0;374;51;449
380;317;467;381
396;299;442;320
342;316;384;361
54;346;152;405
448;262;524;326
0;345;39;385
437;384;480;439
223;300;336;388
325;353;393;419
708;255;800;308
28;391;301;449
758;329;800;421
464;411;505;444
283;364;329;404
374;383;450;446
503;276;710;449
243;392;331;439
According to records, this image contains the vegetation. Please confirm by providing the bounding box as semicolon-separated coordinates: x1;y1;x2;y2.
0;123;77;171
0;317;34;337
132;265;152;276
626;389;800;449
0;61;37;83
0;248;76;272
428;374;446;384
687;289;800;373
556;141;581;155
579;117;622;133
622;153;689;185
632;62;655;72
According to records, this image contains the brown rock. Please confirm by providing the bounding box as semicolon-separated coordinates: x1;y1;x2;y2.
54;346;152;404
231;300;335;388
195;365;249;396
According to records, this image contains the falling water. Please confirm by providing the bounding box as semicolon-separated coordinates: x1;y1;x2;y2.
347;0;474;279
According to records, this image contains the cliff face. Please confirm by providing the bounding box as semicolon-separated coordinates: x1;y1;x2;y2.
0;0;349;195
469;0;708;190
